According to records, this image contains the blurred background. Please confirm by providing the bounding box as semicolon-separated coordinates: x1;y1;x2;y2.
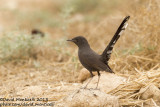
0;0;159;106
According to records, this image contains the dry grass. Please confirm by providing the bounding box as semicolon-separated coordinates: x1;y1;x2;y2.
0;0;160;106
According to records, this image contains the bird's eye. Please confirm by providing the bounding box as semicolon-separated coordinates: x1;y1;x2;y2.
75;39;78;42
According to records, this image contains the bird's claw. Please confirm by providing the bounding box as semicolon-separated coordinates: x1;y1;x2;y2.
94;88;100;90
80;87;100;91
80;86;87;89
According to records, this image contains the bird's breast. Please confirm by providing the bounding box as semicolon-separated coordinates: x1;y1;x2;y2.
78;49;102;71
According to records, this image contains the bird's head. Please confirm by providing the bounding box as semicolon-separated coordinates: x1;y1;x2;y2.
67;36;90;48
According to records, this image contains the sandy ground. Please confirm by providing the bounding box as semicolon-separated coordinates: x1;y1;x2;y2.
0;0;160;107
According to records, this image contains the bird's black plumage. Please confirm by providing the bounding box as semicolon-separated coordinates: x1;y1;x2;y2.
101;16;130;63
67;16;130;88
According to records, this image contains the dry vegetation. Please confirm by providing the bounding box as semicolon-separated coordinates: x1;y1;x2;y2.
0;0;160;106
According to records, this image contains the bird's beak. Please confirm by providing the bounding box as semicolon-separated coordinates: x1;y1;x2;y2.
67;39;73;42
67;39;76;42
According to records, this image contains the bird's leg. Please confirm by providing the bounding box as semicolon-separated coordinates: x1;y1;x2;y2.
95;71;101;89
83;71;94;89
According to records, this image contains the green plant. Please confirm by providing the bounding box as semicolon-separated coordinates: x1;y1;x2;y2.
0;31;44;63
68;0;99;13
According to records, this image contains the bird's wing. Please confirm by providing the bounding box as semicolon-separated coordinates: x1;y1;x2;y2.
101;16;130;63
81;51;114;73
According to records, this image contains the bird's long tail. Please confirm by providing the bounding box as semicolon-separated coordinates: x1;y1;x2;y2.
102;16;130;62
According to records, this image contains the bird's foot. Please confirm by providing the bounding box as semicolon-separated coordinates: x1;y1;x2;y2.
80;86;87;89
94;87;100;90
71;89;80;98
80;86;100;90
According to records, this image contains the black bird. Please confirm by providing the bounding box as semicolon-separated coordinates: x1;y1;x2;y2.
67;16;130;89
31;29;45;38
